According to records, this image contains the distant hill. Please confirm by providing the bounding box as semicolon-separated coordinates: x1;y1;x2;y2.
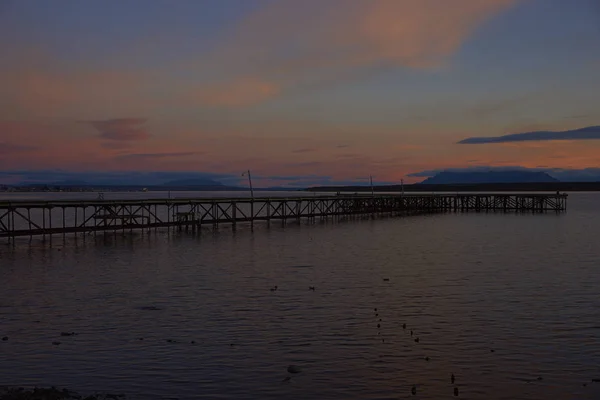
420;170;559;185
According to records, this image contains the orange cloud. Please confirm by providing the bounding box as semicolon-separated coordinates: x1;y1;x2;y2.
0;48;152;119
198;0;517;105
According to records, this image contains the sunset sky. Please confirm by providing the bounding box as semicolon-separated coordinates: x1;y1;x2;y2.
1;0;599;186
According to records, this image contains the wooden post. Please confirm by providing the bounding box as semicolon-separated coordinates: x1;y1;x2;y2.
232;202;237;230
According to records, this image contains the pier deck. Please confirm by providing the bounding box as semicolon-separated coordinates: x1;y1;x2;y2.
0;193;567;239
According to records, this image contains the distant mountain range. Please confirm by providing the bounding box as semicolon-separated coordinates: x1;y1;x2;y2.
420;170;559;184
8;178;299;192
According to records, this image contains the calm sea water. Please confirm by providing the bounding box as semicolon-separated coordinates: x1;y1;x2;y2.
1;192;599;399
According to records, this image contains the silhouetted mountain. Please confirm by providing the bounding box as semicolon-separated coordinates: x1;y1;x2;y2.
421;170;559;184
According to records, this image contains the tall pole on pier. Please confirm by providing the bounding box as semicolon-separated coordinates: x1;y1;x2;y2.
401;179;404;195
242;170;254;199
370;175;374;197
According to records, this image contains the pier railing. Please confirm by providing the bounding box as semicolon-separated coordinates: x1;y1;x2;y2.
0;193;567;239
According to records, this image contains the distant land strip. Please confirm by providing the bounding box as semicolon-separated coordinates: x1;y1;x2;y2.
306;182;600;192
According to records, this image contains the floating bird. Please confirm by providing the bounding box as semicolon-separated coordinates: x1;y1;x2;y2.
191;341;196;344
414;337;420;343
451;374;455;384
592;378;600;383
1;336;7;341
454;387;459;396
287;365;302;374
402;323;406;329
490;349;495;353
309;286;315;291
425;356;429;361
383;278;390;281
377;324;381;328
374;308;377;312
138;338;144;341
52;341;61;346
270;286;278;292
60;332;76;337
410;330;413;336
537;376;543;381
411;385;417;395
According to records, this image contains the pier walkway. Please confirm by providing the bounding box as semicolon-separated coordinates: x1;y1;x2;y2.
0;193;567;239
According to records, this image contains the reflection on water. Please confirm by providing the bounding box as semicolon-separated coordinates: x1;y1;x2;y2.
1;193;600;399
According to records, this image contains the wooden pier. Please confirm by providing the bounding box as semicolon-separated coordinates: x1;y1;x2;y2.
0;193;567;239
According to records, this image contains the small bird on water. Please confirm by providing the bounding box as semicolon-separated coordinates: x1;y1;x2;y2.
454;387;459;396
411;385;417;395
287;365;302;374
451;373;455;384
309;286;315;291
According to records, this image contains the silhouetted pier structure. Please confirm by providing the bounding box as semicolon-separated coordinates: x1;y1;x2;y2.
0;193;567;239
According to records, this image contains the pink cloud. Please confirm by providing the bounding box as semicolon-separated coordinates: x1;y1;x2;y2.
196;0;518;105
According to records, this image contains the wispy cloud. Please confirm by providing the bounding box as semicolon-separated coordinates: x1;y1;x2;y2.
195;0;517;106
0;142;37;155
85;118;150;141
457;125;600;144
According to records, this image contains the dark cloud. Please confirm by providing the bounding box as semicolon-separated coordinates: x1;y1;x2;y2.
458;125;600;144
0;142;37;155
408;166;600;182
84;118;150;141
115;152;201;160
291;148;317;154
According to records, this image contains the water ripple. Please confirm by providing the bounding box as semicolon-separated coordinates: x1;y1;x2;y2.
1;193;600;399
